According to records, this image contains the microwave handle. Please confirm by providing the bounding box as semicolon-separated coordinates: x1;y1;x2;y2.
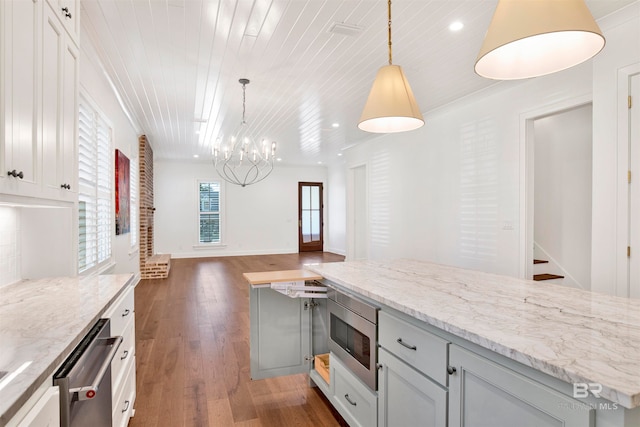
70;336;123;401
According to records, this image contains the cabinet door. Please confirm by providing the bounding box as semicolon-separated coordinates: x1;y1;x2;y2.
41;3;77;199
249;286;311;380
45;0;78;44
449;345;594;427
14;386;60;427
378;348;447;427
60;40;77;192
41;4;63;194
1;0;39;193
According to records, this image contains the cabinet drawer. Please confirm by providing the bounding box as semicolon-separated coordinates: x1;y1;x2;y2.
111;318;135;392
112;358;136;427
379;310;449;386
104;286;134;336
330;353;377;427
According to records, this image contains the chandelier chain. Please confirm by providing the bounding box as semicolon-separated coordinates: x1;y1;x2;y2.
241;81;247;124
388;0;392;65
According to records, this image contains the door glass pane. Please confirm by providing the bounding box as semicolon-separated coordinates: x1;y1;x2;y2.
311;211;320;240
302;211;312;243
311;185;319;209
302;186;310;209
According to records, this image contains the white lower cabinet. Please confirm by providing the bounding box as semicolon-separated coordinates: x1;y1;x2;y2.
104;285;136;427
7;385;60;427
330;353;377;427
111;360;136;427
378;348;447;427
448;345;593;427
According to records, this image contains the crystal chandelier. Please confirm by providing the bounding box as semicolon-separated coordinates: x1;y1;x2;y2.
213;78;276;187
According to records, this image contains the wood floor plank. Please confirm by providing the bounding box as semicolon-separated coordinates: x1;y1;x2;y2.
130;252;346;427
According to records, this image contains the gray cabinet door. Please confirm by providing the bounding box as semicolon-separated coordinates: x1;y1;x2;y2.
378;348;447;427
449;345;594;427
249;286;311;380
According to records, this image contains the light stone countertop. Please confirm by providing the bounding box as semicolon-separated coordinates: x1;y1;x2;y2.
304;259;640;409
0;274;136;424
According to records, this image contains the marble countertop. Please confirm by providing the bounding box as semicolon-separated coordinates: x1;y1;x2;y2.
305;259;640;409
0;274;136;424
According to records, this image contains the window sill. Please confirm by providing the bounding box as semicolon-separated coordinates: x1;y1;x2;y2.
193;243;227;250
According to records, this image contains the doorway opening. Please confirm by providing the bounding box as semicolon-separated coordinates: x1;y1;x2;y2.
530;104;593;289
298;182;323;252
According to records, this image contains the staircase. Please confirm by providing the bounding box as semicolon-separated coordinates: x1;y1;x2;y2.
532;259;564;282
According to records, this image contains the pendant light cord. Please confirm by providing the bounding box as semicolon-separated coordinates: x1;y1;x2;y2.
387;0;393;65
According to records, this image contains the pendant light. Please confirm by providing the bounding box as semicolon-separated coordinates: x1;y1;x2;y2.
358;0;424;133
475;0;605;80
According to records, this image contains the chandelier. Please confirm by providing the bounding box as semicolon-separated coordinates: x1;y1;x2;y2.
213;78;276;187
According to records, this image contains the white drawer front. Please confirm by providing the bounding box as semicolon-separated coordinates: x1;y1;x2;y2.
379;310;449;386
112;358;136;427
111;318;135;392
330;353;377;427
105;286;134;336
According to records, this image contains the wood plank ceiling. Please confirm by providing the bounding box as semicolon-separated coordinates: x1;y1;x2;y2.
81;0;636;166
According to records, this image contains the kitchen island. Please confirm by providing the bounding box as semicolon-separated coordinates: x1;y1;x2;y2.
302;259;640;426
0;273;137;425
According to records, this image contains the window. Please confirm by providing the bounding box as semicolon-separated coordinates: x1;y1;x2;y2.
199;182;221;243
78;96;112;273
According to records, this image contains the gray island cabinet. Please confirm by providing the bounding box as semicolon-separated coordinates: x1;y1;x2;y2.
306;259;640;427
246;260;640;427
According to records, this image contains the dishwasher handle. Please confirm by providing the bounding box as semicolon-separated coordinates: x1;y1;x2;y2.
70;336;123;401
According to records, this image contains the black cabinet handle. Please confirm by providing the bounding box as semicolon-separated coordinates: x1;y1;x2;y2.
60;183;71;190
447;366;457;375
61;7;72;18
344;394;357;406
397;338;417;351
122;400;130;413
120;350;129;360
7;170;24;179
122;309;131;317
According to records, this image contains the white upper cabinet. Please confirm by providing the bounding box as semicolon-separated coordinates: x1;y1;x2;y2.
1;0;40;195
41;1;78;200
45;0;79;46
1;0;79;202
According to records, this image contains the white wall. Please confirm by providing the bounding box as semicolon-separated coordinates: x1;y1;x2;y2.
591;4;640;295
326;163;346;255
0;207;20;287
534;105;592;289
338;4;639;285
154;160;328;258
80;33;141;277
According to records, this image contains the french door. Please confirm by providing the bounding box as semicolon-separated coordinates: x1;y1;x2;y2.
298;182;323;252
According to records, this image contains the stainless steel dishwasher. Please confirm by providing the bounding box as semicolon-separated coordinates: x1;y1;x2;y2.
53;318;123;427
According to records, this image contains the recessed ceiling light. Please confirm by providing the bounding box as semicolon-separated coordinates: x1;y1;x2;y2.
337;153;343;157
276;158;282;162
193;154;199;158
332;123;340;128
317;161;323;165
449;21;464;32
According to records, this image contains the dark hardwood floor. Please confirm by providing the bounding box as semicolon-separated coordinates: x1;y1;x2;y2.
130;252;346;427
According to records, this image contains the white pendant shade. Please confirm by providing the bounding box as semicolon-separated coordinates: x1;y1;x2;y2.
475;0;605;80
358;65;424;133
